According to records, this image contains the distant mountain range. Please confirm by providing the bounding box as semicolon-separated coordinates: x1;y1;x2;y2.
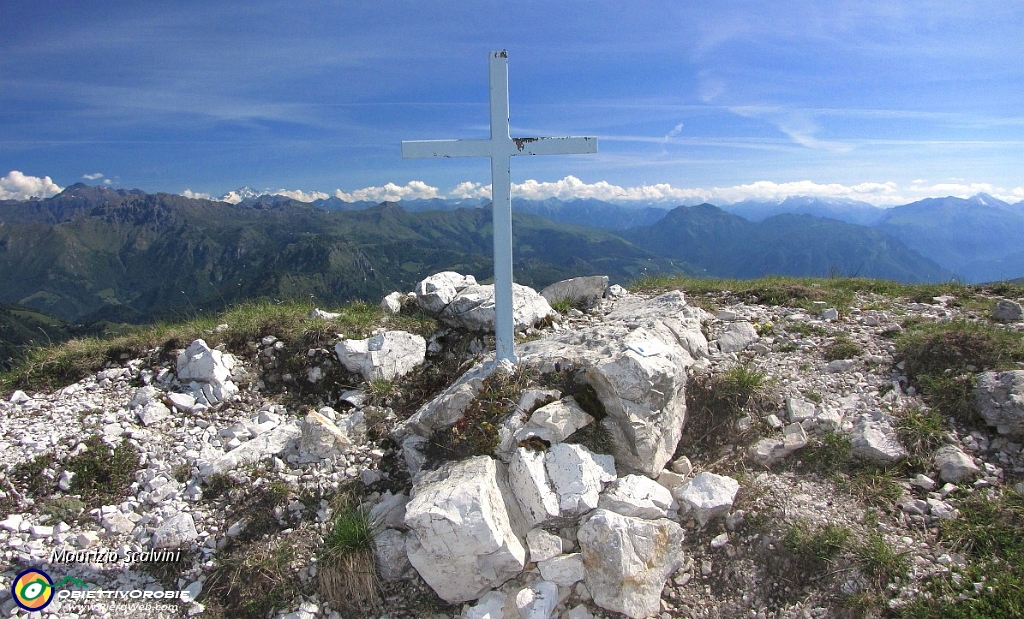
0;185;677;323
1;185;1020;325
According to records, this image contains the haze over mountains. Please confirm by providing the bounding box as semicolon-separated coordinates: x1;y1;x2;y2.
1;184;1022;332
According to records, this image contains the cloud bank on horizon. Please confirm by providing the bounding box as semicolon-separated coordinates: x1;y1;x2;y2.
5;170;1022;207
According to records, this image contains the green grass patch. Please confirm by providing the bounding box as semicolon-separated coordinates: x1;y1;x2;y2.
853;532;910;589
0;298;438;393
894;406;946;460
784;520;851;565
800;430;852;475
823;335;863;361
896;320;1024;424
65;435;141;509
898;489;1024;618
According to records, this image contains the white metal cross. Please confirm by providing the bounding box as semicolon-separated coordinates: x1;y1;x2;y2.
402;50;597;364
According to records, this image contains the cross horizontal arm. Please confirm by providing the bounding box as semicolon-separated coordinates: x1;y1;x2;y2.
402;139;492;159
510;136;598;156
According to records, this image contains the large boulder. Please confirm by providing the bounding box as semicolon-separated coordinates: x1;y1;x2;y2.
335;330;426;381
992;299;1023;322
415;271;477;314
975;370;1024;436
519;291;708;476
404;456;526;603
540;276;609;310
441;283;555;333
578;509;685;618
176;339;238;404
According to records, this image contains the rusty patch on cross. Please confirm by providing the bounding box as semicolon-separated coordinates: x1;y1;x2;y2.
513;137;538;152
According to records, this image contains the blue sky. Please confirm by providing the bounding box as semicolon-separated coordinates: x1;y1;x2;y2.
2;1;1022;205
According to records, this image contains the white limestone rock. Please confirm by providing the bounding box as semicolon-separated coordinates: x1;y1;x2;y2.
786;397;816;423
675;472;740;526
514;397;594;445
199;421;301;478
578;509;685;619
416;271;478;315
718;321;758;353
176;339;238;404
597;474;674;519
404;456;526;603
373;528;412;581
540;276;609;310
369;492;410;530
152;513;198;549
137;401;170;426
509;447;561;526
309;308;341;320
335;330;426;381
381;291;404;314
975;371;1024;436
515;580;559;619
525;528;563;563
850;411;907;464
129;385;161;409
165;391;199;413
545;443;616;516
464;591;508;619
934;444;981;483
520;292;705;477
538;553;586;586
440;282;556;333
298;411;352;460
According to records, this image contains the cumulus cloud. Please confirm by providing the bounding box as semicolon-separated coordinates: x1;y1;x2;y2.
82;172;105;180
450;181;491;199
334;181;440;202
181;189;213;200
0;171;63;200
274;188;330;202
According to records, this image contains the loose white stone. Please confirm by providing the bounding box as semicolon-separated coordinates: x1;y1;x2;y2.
675;472;740;526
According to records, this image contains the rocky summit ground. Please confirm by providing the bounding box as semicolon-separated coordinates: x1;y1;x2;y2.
0;275;1023;619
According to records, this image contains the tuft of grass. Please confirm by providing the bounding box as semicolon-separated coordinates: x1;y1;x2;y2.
424;365;534;464
838;465;905;509
319;489;382;614
896;320;1024;378
39;497;86;525
894;406;946;460
203;532;309;619
853;532;910;589
800;430;852;474
549;297;574;314
65;435;140;508
823;335;864;361
682;364;777;457
784;520;851;565
895;320;1024;424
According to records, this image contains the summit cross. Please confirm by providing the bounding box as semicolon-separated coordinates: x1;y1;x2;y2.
402;50;597;364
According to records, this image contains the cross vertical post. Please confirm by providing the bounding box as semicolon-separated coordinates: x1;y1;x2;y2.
402;50;597;364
